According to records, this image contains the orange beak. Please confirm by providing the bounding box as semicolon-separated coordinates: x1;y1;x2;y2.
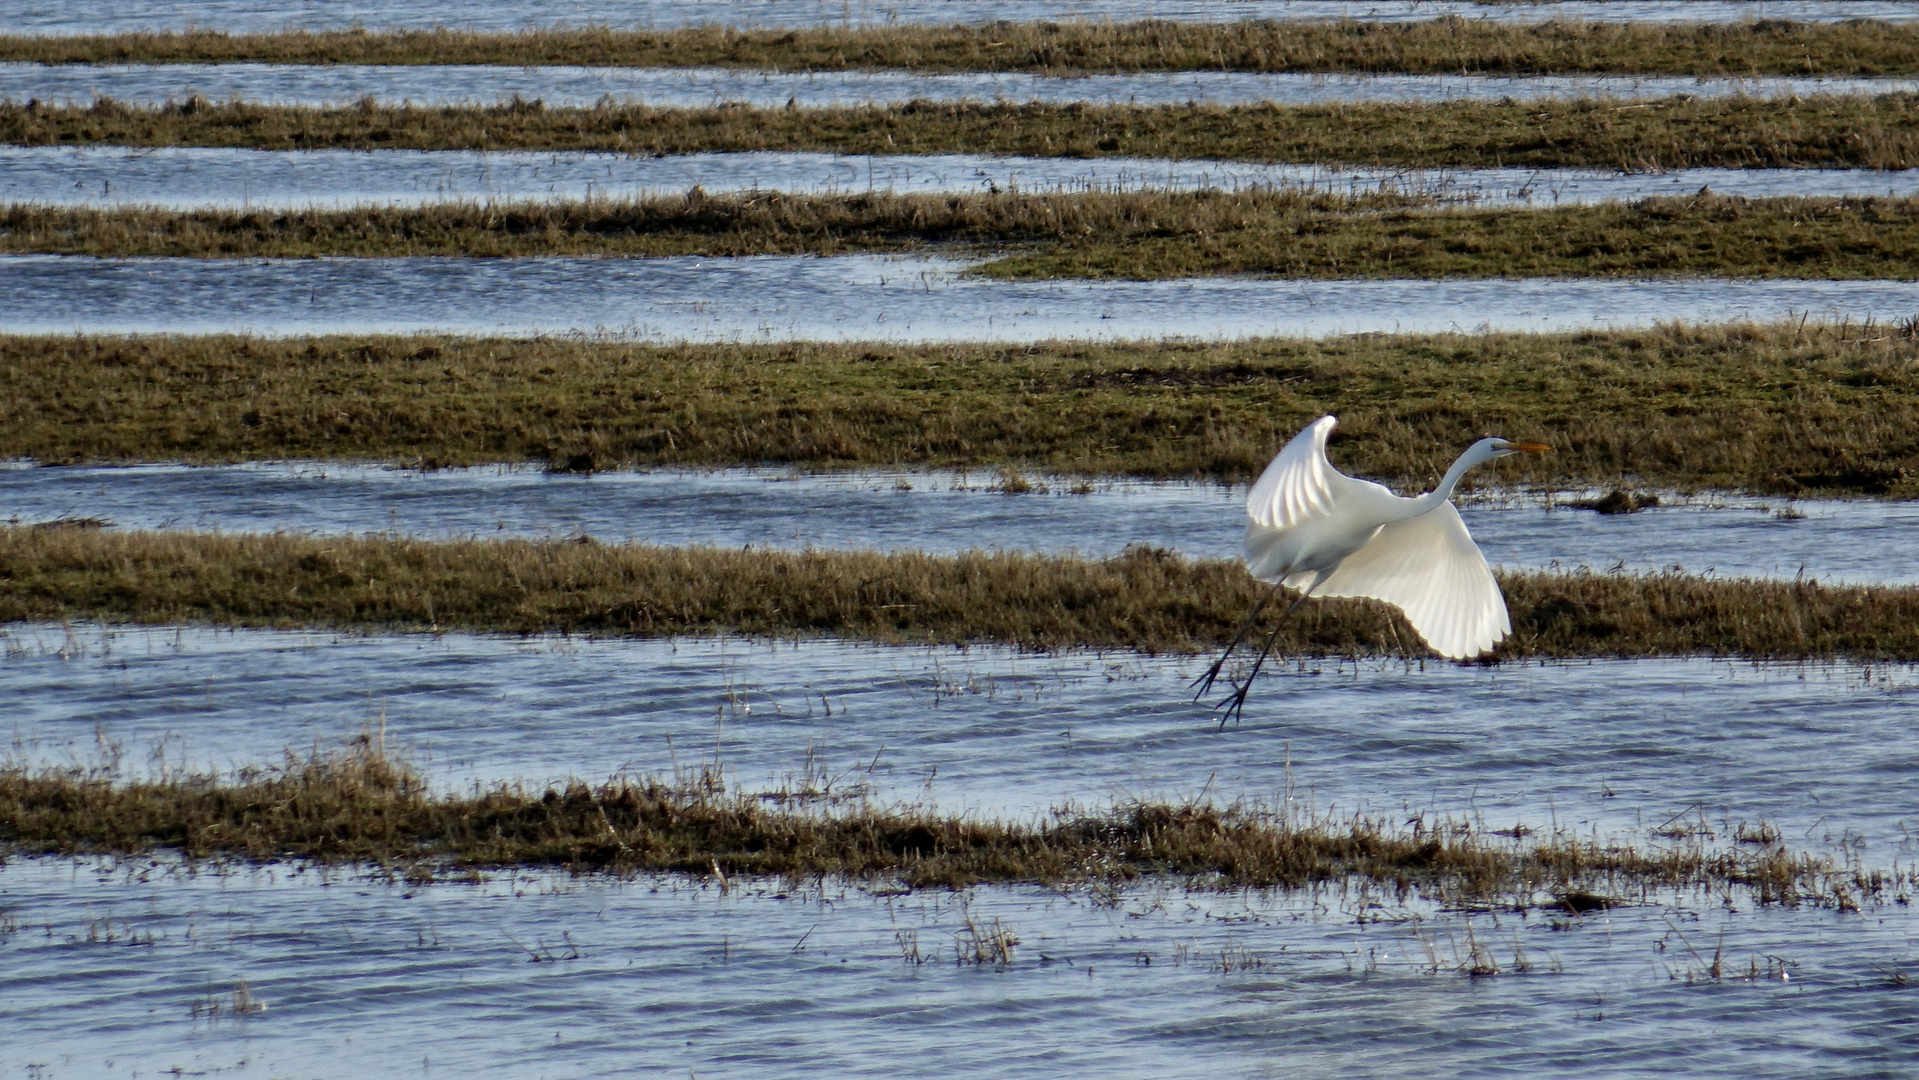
1510;442;1553;454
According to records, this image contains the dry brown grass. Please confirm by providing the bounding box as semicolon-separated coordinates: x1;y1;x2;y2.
0;736;1892;904
5;526;1919;660
7;94;1915;169
10;192;1919;282
7;19;1919;76
6;326;1919;496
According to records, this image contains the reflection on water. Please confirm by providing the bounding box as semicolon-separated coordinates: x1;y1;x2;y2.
10;0;1919;34
2;854;1910;1079
11;62;1918;111
6;254;1918;340
3;463;1912;585
6;625;1917;855
11;146;1919;211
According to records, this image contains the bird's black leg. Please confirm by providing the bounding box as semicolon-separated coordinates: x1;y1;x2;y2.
1212;592;1314;731
1190;583;1280;701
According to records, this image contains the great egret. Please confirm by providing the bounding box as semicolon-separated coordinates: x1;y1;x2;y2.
1196;415;1550;724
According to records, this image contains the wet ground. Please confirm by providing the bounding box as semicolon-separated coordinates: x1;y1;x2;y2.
11;146;1918;210
6;253;1916;340
6;4;1918;1075
10;0;1919;35
11;63;1916;111
2;463;1907;584
6;624;1918;851
4;625;1917;1078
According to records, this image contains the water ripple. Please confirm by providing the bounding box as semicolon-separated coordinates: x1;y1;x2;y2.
5;253;1917;339
3;463;1912;584
10;63;1917;111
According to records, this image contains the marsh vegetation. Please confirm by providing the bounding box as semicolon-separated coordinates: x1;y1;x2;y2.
6;327;1919;495
8;94;1915;169
10;192;1919;282
1;735;1899;907
6;525;1919;660
8;19;1919;76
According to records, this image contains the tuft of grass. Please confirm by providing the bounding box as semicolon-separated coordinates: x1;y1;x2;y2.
6;94;1917;170
0;738;1897;904
6;526;1919;660
7;326;1919;496
8;192;1919;282
8;19;1919;76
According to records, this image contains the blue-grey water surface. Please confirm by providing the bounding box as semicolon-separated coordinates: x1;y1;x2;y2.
11;63;1916;111
11;146;1919;211
6;852;1911;1079
2;463;1908;585
3;625;1917;1077
6;254;1918;340
6;624;1918;853
11;0;1919;35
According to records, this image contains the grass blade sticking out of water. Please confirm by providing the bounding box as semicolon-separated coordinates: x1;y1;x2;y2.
6;526;1919;660
5;326;1919;497
6;95;1917;169
8;20;1919;76
9;192;1919;282
1;737;1900;906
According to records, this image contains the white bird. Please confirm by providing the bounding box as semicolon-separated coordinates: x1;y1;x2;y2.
1196;415;1551;722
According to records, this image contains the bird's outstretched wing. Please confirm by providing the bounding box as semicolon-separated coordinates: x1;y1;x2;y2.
1311;501;1510;659
1245;415;1338;530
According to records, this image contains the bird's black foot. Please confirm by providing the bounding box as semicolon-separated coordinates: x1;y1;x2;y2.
1211;680;1255;731
1190;653;1231;701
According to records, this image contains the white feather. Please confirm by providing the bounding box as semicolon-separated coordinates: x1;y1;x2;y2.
1236;415;1517;660
1310;502;1510;659
1245;415;1338;530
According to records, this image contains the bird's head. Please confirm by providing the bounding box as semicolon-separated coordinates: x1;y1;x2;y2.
1489;437;1550;458
1483;436;1553;461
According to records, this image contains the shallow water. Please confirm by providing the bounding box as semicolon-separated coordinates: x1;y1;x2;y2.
12;63;1917;111
12;146;1919;211
11;0;1919;34
7;625;1919;856
5;852;1912;1080
4;463;1912;585
7;254;1917;340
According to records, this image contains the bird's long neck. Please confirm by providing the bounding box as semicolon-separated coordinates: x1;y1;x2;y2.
1409;447;1484;514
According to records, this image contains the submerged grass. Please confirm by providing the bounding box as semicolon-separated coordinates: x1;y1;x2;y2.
7;94;1916;170
0;737;1896;906
10;192;1919;281
6;526;1919;661
9;19;1919;76
8;325;1919;496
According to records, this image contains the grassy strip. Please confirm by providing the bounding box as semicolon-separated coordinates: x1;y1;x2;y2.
7;20;1919;76
9;192;1919;282
7;95;1917;169
5;526;1919;660
6;327;1919;496
3;742;1889;905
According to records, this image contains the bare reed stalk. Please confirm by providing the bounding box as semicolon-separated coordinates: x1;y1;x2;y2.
6;95;1914;169
4;327;1918;495
0;739;1895;904
6;20;1919;76
8;192;1918;282
5;526;1919;660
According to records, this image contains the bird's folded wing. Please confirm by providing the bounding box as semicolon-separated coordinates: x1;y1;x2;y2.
1311;502;1511;659
1246;415;1338;530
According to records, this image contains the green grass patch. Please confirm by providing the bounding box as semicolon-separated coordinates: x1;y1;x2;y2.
9;192;1916;281
7;94;1916;169
8;19;1919;76
6;327;1919;496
